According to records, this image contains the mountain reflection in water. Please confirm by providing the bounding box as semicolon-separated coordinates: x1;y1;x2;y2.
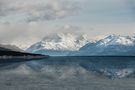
0;56;135;90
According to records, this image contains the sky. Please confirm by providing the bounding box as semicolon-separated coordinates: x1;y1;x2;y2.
0;0;135;48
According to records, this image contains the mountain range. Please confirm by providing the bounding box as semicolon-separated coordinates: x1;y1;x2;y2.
26;33;89;56
72;35;135;56
26;33;135;56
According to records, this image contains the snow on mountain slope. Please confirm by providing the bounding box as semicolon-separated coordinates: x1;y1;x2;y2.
97;35;135;47
26;33;89;56
74;35;135;56
26;34;135;56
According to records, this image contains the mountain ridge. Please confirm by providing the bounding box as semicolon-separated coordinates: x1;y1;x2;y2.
26;33;89;56
77;35;135;56
26;34;135;56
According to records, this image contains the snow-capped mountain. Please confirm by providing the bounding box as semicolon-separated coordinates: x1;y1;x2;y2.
77;35;135;56
96;35;135;46
26;34;135;56
26;33;89;56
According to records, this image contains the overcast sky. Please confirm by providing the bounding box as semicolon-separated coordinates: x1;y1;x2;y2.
0;0;135;47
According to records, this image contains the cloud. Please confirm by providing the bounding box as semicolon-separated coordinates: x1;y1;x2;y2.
0;0;79;22
0;22;83;46
55;25;82;33
0;23;29;43
0;0;134;47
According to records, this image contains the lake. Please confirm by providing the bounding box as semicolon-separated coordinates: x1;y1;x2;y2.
0;56;135;90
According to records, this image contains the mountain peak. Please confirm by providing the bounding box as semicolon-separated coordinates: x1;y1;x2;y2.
97;35;135;46
26;33;89;54
26;34;135;56
106;34;120;38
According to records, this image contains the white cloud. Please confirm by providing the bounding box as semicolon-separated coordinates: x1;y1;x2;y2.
0;0;79;22
0;22;82;46
0;0;134;47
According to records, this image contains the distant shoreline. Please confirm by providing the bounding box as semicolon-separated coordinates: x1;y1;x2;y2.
0;55;48;59
49;56;135;57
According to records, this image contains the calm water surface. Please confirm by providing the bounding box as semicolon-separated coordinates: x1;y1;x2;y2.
0;56;135;90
